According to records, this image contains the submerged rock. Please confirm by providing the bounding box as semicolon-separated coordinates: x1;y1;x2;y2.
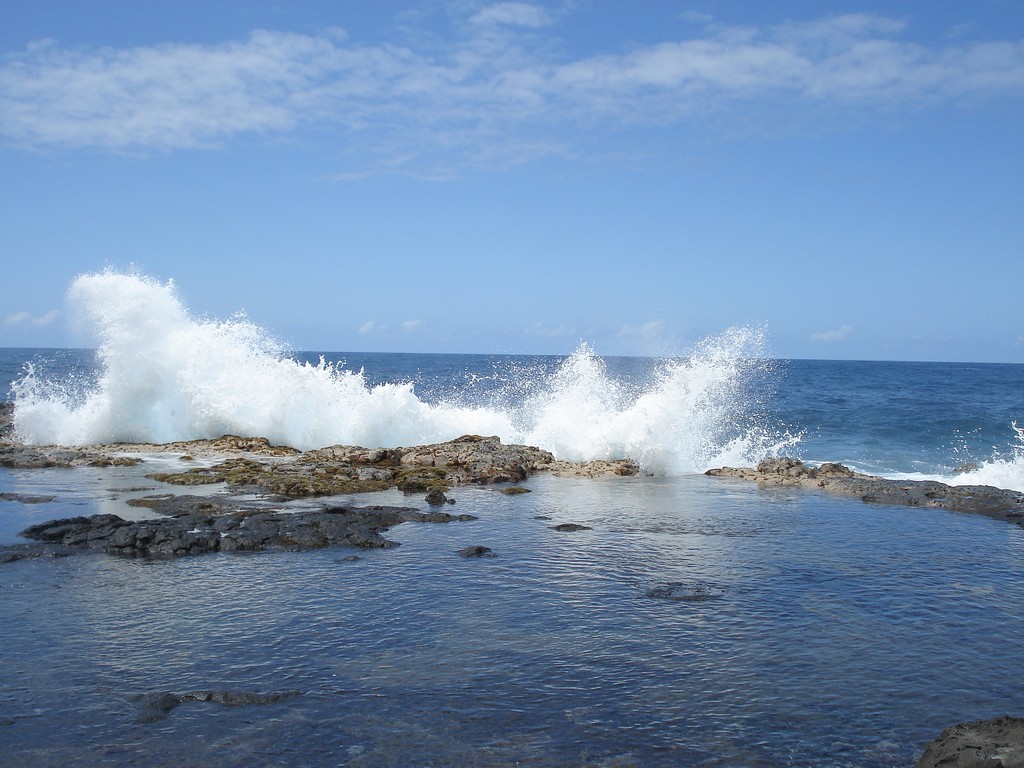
137;689;301;723
551;523;592;532
0;492;56;504
458;545;495;558
707;458;1024;525
646;581;726;602
916;715;1024;768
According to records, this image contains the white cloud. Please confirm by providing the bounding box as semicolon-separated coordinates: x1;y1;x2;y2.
470;3;552;29
5;309;61;327
1;11;1021;166
618;320;665;338
401;319;423;333
358;320;383;334
809;324;854;343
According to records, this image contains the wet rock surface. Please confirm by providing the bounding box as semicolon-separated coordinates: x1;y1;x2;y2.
0;433;627;561
707;457;1024;525
15;496;477;558
0;443;142;468
0;401;13;441
916;716;1024;768
1;434;639;495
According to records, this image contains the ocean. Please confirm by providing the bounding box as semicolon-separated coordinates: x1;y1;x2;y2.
1;272;1022;766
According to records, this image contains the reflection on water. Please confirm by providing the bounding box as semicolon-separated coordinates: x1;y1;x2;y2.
1;472;1023;766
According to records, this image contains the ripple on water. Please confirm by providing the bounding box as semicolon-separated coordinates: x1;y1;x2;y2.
0;473;1022;766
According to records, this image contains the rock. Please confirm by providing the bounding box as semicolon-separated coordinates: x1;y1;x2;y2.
0;543;76;563
0;492;56;504
1;432;642;496
458;545;495;558
707;458;1024;525
10;498;479;559
0;401;13;440
0;444;142;469
137;689;301;723
500;486;531;495
551;523;591;532
916;716;1024;768
646;581;726;602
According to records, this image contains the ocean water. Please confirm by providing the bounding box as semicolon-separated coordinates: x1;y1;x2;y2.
1;272;1023;767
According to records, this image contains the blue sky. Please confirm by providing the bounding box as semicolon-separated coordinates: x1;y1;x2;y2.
1;1;1022;362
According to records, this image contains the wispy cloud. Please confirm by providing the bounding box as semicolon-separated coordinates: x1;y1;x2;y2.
401;319;424;333
809;324;854;343
524;321;575;337
5;309;61;327
358;320;384;335
470;2;554;29
618;320;665;338
2;7;1021;169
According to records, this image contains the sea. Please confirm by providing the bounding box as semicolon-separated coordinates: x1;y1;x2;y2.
0;272;1022;767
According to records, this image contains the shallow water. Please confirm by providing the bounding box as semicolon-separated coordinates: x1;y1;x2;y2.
2;471;1022;767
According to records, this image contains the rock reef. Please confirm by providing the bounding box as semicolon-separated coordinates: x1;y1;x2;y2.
136;689;301;723
916;716;1024;768
15;496;477;559
1;433;637;561
707;457;1024;525
1;434;639;494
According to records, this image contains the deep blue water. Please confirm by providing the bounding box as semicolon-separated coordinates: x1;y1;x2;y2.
1;348;1023;766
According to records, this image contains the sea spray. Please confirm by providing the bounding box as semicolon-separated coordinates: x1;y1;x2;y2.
12;272;513;448
12;270;793;472
518;330;796;473
926;422;1024;492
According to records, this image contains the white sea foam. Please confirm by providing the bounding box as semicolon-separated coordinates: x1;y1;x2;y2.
932;422;1024;492
12;270;793;473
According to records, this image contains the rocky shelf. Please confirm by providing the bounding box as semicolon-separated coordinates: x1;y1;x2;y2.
706;457;1024;526
7;496;478;561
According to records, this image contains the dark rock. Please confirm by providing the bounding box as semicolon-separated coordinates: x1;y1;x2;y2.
708;458;1024;525
646;581;726;602
458;545;495;558
500;486;532;495
137;689;301;723
9;497;478;560
0;401;13;441
552;523;592;532
0;492;56;504
916;715;1024;768
0;543;77;563
425;489;448;505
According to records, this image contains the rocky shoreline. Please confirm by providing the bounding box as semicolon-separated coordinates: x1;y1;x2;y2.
0;433;638;562
706;457;1024;527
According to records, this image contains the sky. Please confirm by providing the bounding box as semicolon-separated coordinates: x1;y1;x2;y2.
1;0;1022;362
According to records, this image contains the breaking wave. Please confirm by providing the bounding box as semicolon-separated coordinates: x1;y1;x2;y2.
10;271;792;474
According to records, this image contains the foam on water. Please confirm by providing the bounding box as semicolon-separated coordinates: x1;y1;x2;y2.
904;422;1024;492
10;271;789;473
